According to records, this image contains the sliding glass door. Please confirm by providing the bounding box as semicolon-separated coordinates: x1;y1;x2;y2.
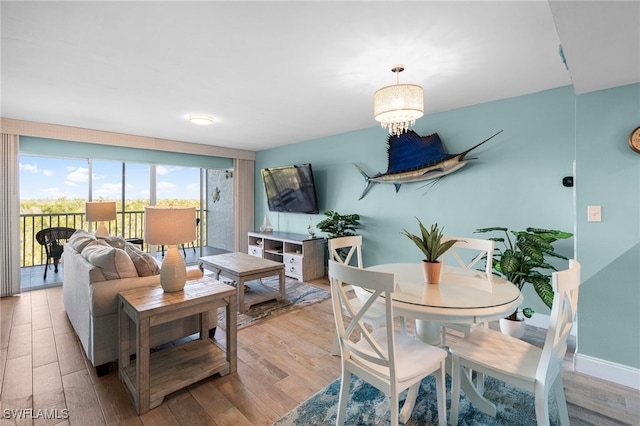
19;156;228;289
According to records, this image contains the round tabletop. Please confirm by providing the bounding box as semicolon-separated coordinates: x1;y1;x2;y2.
366;263;523;323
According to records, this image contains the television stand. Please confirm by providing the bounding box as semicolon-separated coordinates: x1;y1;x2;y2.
247;231;325;281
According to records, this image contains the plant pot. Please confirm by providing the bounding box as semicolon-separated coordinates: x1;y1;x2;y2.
422;260;442;284
499;317;525;339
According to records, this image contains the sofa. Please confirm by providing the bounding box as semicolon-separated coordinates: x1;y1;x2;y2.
62;230;217;375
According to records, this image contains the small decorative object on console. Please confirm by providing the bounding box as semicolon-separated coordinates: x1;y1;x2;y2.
260;215;273;233
307;218;316;238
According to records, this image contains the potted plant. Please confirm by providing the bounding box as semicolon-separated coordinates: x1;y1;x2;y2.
475;227;573;337
316;210;361;261
401;218;460;284
317;210;361;239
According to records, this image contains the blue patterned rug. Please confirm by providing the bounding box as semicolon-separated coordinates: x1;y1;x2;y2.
273;374;558;425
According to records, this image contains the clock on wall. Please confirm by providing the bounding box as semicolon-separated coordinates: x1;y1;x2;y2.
630;126;640;153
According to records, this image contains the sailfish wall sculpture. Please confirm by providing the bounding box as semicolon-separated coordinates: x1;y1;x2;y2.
353;130;502;199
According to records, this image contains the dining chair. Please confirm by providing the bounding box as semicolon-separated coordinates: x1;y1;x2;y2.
449;259;580;426
329;236;387;355
329;260;447;426
439;236;495;345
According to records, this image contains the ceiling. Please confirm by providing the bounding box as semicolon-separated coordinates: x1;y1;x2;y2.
2;1;638;152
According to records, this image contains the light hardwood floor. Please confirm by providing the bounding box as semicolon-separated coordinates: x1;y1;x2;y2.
1;282;638;426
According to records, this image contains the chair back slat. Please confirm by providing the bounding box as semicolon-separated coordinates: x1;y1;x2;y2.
537;259;580;383
441;236;494;276
329;260;396;372
328;236;363;268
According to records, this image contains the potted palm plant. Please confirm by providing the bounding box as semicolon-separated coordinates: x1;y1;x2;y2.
475;226;573;337
401;218;460;284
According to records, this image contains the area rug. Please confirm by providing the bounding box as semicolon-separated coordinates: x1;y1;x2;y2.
210;275;330;330
273;375;558;425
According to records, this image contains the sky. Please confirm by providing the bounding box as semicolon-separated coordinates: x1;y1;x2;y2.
19;156;201;200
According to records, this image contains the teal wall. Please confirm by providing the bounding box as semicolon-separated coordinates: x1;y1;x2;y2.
256;84;640;370
575;84;640;369
20;137;234;169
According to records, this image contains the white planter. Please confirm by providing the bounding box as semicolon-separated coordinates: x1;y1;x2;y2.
499;318;525;339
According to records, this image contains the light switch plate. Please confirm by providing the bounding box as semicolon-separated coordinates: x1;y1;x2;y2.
588;205;602;222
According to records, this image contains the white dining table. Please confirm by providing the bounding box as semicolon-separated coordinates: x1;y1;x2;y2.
365;262;523;416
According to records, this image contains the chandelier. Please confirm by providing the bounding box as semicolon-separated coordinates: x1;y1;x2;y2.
373;65;424;137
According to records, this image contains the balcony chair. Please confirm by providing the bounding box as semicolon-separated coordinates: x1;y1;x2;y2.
329;260;447;426
328;236;386;355
35;227;77;279
449;260;580;426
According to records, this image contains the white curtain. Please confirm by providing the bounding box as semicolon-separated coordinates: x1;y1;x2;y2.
1;134;21;296
233;159;254;253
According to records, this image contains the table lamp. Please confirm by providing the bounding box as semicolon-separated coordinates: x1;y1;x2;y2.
85;201;117;237
144;206;196;292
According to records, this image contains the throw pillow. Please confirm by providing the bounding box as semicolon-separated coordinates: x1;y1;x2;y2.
125;243;160;277
98;235;127;249
81;240;138;280
68;229;97;252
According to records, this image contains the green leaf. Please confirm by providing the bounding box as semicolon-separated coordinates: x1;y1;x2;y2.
518;242;545;263
475;227;508;233
531;276;554;309
522;307;535;318
500;250;520;274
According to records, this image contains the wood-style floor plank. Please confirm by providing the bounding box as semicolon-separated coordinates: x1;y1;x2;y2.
32;327;58;368
0;284;638;426
61;369;106;426
33;362;67;426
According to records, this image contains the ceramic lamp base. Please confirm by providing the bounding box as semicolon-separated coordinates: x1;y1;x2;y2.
94;222;110;237
160;245;187;292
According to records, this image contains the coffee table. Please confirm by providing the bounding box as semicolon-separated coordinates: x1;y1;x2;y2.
199;252;286;312
118;277;237;414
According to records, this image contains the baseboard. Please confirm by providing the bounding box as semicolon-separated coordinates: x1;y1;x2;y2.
526;314;638;389
575;353;640;390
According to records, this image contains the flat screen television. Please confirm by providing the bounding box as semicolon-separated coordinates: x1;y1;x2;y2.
261;163;320;214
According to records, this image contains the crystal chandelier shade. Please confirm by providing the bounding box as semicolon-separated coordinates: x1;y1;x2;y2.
373;65;424;137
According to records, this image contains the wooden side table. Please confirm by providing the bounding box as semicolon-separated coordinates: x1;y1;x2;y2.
118;277;236;414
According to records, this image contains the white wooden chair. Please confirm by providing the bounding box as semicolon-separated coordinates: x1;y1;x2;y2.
329;236;387;355
329;260;447;426
449;259;580;426
439;236;495;346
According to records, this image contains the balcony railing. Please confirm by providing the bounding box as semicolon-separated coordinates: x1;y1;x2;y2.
20;211;204;267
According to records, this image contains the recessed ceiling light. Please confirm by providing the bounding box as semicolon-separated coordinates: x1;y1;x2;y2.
188;114;215;125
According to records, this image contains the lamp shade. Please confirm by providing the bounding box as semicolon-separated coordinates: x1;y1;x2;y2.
85;201;117;222
144;206;196;245
374;83;424;136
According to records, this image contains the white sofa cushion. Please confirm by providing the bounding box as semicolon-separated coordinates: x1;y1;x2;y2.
125;243;161;277
98;235;127;249
69;229;97;252
81;240;138;280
